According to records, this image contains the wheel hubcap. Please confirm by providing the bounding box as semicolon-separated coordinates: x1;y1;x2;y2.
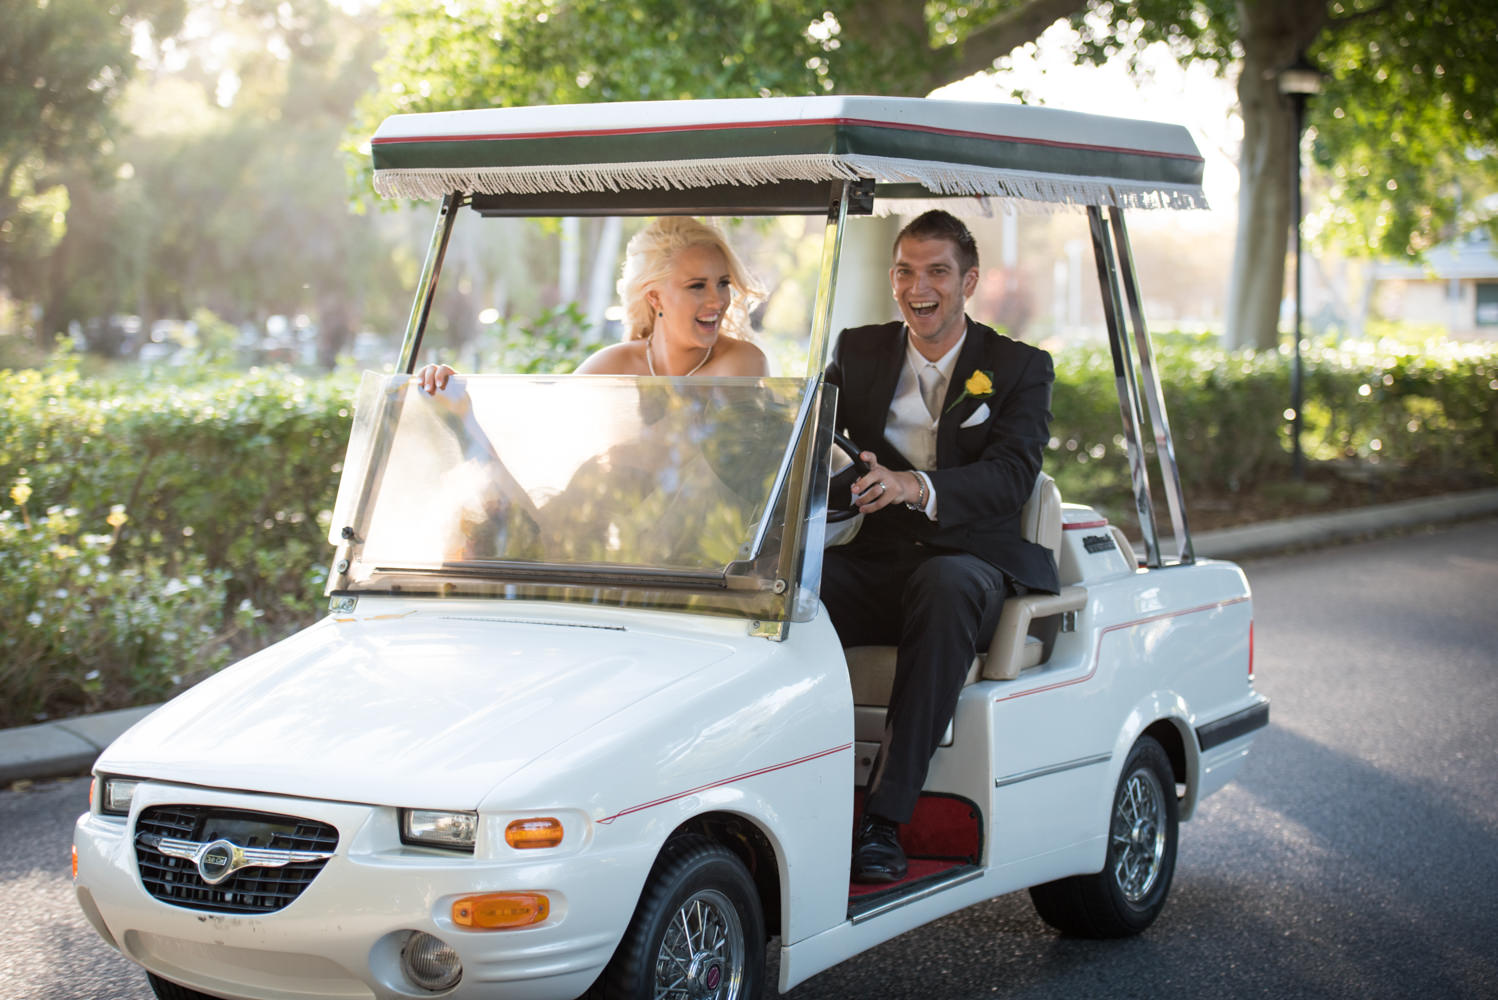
1110;766;1167;903
653;888;744;1000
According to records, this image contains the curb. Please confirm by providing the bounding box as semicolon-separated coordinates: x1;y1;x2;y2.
0;705;159;785
6;488;1497;787
1190;487;1498;560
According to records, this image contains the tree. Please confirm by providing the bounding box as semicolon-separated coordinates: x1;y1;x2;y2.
1065;0;1498;348
361;0;1498;351
0;0;186;334
1311;1;1498;258
26;0;409;361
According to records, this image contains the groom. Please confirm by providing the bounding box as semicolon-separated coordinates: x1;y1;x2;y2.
822;210;1059;883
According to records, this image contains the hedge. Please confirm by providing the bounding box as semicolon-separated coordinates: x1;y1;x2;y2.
2;362;353;725
1048;337;1498;523
3;338;1495;726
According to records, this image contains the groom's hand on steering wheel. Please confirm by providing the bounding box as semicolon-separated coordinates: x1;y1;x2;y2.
852;453;920;515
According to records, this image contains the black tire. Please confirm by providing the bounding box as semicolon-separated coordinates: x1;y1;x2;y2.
147;972;225;1000
592;835;766;1000
1028;736;1179;938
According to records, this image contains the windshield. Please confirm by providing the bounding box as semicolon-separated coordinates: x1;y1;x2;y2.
328;372;832;623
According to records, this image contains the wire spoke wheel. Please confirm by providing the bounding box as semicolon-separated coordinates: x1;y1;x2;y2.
596;836;764;1000
653;888;745;1000
1110;764;1167;903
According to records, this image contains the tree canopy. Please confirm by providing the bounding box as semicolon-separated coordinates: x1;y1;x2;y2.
361;0;1498;349
2;0;408;360
1311;0;1498;257
0;0;186;296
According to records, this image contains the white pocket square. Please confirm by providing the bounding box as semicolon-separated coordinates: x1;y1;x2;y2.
958;403;990;428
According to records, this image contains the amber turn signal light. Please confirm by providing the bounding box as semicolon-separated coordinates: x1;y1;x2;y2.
505;818;563;849
72;844;78;880
451;892;549;930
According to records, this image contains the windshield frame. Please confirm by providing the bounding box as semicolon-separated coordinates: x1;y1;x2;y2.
327;372;835;625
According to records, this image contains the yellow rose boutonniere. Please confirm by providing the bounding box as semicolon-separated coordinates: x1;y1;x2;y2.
945;369;995;414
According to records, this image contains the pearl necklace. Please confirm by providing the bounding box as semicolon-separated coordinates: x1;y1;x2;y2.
645;332;713;376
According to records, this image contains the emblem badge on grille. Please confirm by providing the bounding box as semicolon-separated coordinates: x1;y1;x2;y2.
197;839;239;884
139;832;336;886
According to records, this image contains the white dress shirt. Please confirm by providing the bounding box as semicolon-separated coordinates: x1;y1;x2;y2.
884;328;966;521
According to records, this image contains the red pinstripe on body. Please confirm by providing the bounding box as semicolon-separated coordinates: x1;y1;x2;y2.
597;742;853;825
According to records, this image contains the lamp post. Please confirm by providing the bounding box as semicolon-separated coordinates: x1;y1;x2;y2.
1278;52;1322;480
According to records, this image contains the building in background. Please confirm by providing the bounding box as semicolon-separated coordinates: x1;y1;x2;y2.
1371;232;1498;339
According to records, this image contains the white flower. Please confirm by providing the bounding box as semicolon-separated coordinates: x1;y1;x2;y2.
26;612;42;626
161;579;189;597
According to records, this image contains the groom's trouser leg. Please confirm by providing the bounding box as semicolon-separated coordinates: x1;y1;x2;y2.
822;545;1007;824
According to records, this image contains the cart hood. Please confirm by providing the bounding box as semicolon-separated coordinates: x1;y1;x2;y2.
98;609;736;809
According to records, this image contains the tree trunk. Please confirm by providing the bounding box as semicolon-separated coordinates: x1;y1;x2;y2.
559;217;581;305
1224;0;1327;351
826;214;901;364
584;216;623;343
316;292;352;369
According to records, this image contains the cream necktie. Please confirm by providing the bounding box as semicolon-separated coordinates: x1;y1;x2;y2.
918;364;944;421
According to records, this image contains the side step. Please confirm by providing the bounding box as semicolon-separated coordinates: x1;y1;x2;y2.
847;864;982;923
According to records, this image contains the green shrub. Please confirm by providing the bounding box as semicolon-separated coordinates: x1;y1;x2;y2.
0;503;254;727
476;303;606;374
1300;338;1498;473
0;360;352;651
1047;338;1498;522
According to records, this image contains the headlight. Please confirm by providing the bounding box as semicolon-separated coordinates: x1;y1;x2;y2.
100;777;139;817
401;809;478;851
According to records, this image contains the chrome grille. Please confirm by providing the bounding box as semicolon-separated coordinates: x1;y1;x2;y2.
134;805;339;914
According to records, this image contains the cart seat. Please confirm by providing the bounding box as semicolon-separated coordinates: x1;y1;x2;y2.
845;472;1087;744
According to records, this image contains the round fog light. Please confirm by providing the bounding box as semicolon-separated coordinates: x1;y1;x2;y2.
401;931;462;992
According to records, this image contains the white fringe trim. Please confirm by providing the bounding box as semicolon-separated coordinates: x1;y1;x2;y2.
372;152;1207;211
372;154;861;199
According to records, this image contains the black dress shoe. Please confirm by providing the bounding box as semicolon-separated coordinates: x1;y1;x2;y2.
852;814;908;883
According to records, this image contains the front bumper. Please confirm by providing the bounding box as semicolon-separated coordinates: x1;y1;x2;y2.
74;782;650;1000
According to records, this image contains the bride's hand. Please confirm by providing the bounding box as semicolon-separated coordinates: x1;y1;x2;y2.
416;363;456;394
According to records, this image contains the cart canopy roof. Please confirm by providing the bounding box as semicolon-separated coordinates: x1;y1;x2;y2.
370;95;1206;214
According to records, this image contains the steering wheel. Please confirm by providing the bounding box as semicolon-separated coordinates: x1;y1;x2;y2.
827;432;870;524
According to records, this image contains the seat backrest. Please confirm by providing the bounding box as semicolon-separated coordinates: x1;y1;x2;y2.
1019;471;1062;561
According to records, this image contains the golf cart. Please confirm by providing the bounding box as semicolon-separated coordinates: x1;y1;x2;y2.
74;95;1268;1000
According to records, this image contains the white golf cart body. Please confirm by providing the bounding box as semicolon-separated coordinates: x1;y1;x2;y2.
74;96;1268;1000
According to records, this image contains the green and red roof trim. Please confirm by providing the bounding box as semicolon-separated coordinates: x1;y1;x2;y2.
370;96;1207;210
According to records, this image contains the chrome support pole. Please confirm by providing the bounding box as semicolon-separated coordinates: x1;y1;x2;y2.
1290;92;1307;480
805;180;853;376
767;180;855;632
397;192;465;374
1108;209;1193;564
1087;205;1160;568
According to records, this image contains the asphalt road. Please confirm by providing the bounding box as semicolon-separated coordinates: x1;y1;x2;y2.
5;518;1497;1000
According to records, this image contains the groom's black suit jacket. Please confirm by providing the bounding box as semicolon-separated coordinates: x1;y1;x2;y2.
825;317;1059;595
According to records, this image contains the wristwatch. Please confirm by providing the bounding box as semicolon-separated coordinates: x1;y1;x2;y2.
904;472;928;513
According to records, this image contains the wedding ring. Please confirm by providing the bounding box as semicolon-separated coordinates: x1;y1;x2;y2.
878;481;887;494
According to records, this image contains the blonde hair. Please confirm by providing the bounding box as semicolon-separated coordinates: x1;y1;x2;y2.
617;217;764;341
